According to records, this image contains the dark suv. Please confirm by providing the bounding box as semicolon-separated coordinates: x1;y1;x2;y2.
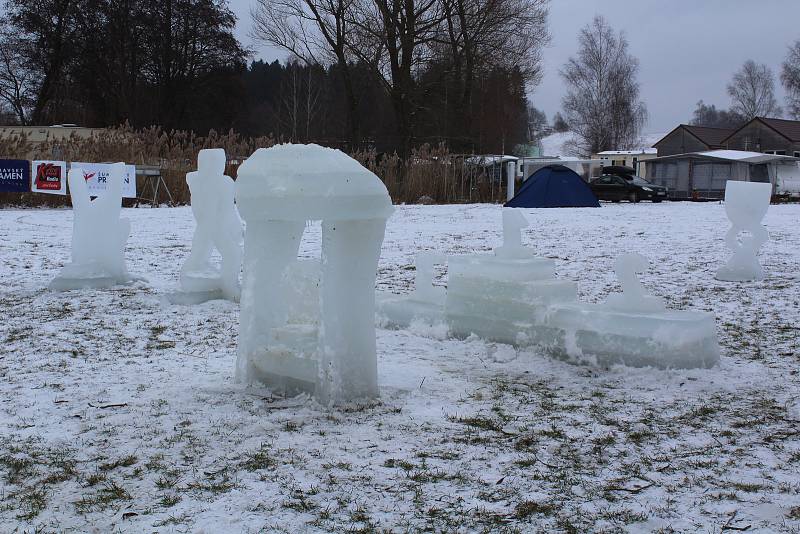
589;174;668;203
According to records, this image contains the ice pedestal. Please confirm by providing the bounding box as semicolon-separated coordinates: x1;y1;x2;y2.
715;181;771;282
169;149;243;304
50;163;132;291
235;144;393;404
545;304;719;368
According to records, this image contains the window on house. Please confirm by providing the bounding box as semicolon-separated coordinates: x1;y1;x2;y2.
794;151;800;158
765;150;786;155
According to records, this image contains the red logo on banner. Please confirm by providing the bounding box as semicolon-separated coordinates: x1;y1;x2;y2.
83;171;96;181
35;163;63;190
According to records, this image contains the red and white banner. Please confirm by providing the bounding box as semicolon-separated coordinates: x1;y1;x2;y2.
31;160;68;195
70;162;137;198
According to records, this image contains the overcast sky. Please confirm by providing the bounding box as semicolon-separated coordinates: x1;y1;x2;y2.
228;0;799;134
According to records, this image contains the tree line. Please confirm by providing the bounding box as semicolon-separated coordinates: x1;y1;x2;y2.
0;0;548;158
690;45;800;129
2;0;799;160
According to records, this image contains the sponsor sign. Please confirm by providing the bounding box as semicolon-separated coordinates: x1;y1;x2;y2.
32;160;68;195
70;162;137;198
0;159;31;193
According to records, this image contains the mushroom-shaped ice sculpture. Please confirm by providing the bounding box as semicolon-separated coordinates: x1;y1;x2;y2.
235;144;393;404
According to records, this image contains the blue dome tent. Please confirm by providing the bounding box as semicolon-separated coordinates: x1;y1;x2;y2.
505;164;600;208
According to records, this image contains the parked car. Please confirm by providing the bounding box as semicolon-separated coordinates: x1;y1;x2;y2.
589;174;668;202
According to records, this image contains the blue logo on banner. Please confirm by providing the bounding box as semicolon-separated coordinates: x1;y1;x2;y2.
0;159;30;193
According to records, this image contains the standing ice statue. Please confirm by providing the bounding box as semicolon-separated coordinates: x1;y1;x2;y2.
175;149;243;302
235;144;393;404
715;181;771;282
50;163;131;290
605;253;666;313
494;209;534;259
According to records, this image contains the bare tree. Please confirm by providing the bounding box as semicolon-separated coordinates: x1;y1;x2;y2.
781;40;800;120
347;0;445;163
437;0;549;134
727;60;781;120
0;22;36;124
559;16;647;156
251;0;363;147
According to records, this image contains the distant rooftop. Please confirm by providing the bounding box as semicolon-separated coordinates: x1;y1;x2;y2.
662;124;735;147
654;149;798;165
597;149;657;155
748;117;800;142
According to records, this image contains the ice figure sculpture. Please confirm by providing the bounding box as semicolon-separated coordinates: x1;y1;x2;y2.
715;181;771;282
604;253;666;313
50;163;131;290
172;149;243;303
494;209;534;259
547;253;719;368
235;144;393;404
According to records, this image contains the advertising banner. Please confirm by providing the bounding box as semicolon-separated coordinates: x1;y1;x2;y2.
0;159;31;193
32;160;68;195
70;162;137;198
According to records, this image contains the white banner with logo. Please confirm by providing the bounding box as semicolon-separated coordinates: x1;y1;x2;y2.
70;162;137;198
31;160;68;195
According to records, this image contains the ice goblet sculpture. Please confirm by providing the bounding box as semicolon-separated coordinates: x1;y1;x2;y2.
715;181;771;282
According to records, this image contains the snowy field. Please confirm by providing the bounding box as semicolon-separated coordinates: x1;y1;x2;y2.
1;202;799;533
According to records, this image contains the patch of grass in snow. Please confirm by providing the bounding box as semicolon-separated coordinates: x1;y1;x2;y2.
514;500;556;519
240;443;276;471
447;414;506;433
14;487;48;521
159;494;182;508
74;480;132;513
0;456;36;484
99;454;137;471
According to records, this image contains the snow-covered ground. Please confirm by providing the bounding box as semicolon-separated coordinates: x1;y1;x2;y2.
1;202;799;532
540;131;668;157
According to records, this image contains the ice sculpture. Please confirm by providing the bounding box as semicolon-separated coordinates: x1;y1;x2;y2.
235;144;393;404
605;253;666;313
377;252;447;327
379;208;578;343
50;163;131;290
547;253;719;368
445;209;578;346
715;181;771;282
171;149;243;304
378;210;720;370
